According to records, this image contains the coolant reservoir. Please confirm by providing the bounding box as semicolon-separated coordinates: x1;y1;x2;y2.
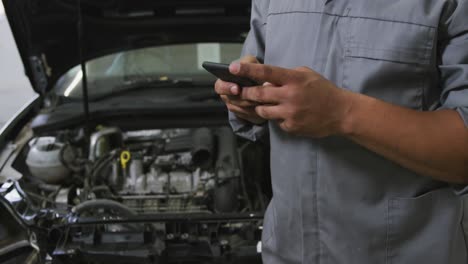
26;137;70;184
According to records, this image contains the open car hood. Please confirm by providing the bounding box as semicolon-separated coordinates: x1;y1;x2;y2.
2;0;251;95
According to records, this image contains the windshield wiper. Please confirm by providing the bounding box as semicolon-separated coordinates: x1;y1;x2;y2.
90;77;194;102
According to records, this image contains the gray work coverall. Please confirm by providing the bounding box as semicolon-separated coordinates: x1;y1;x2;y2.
229;0;468;263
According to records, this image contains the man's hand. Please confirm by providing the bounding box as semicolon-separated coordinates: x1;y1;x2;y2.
214;56;266;125
229;62;468;183
229;62;353;138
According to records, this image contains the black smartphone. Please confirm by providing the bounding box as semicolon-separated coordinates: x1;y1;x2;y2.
202;61;258;87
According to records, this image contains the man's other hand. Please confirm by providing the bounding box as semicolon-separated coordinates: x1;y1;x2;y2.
214;55;267;125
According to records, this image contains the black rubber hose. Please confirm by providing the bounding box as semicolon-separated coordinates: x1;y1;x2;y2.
73;199;136;216
59;143;81;173
91;185;116;197
38;183;60;192
90;149;120;184
215;127;240;178
73;199;142;231
214;128;241;213
191;128;214;169
237;144;254;211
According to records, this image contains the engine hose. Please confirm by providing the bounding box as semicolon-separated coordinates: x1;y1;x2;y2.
191;128;214;169
73;199;136;216
91;186;117;199
38;183;61;192
91;150;120;182
91;185;111;193
72;199;147;231
59;143;81;173
238;143;254;211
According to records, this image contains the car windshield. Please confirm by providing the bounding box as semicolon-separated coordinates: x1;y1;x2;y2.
54;43;243;99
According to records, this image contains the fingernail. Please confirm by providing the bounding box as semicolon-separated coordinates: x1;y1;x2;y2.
230;85;239;95
229;62;241;74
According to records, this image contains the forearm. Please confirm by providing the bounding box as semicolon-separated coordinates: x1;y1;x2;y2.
340;92;468;183
228;61;468;182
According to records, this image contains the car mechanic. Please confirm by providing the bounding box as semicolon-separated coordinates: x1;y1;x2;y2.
214;0;468;263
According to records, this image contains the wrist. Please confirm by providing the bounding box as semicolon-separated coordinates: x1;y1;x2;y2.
335;89;360;137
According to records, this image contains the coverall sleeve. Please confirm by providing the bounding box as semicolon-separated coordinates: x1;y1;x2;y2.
437;1;468;194
436;1;468;126
228;0;269;142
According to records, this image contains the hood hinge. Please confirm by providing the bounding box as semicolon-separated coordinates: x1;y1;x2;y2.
28;55;49;95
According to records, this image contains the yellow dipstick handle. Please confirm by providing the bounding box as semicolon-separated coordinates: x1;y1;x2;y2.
120;151;131;169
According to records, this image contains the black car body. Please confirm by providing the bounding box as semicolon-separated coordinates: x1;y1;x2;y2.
0;1;271;263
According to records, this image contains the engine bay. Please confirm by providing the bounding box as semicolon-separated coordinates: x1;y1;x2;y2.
1;125;270;263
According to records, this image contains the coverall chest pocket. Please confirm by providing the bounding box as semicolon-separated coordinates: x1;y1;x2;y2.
264;0;325;69
342;17;436;110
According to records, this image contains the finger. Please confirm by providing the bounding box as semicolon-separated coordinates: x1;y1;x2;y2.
240;85;283;104
293;66;314;73
278;120;298;134
215;79;240;95
229;62;297;86
278;120;290;133
221;95;259;107
255;105;285;120
226;103;256;116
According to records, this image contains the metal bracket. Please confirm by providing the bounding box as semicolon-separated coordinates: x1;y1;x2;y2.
28;55;48;94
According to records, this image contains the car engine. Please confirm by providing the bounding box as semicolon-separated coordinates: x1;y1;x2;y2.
2;125;270;263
